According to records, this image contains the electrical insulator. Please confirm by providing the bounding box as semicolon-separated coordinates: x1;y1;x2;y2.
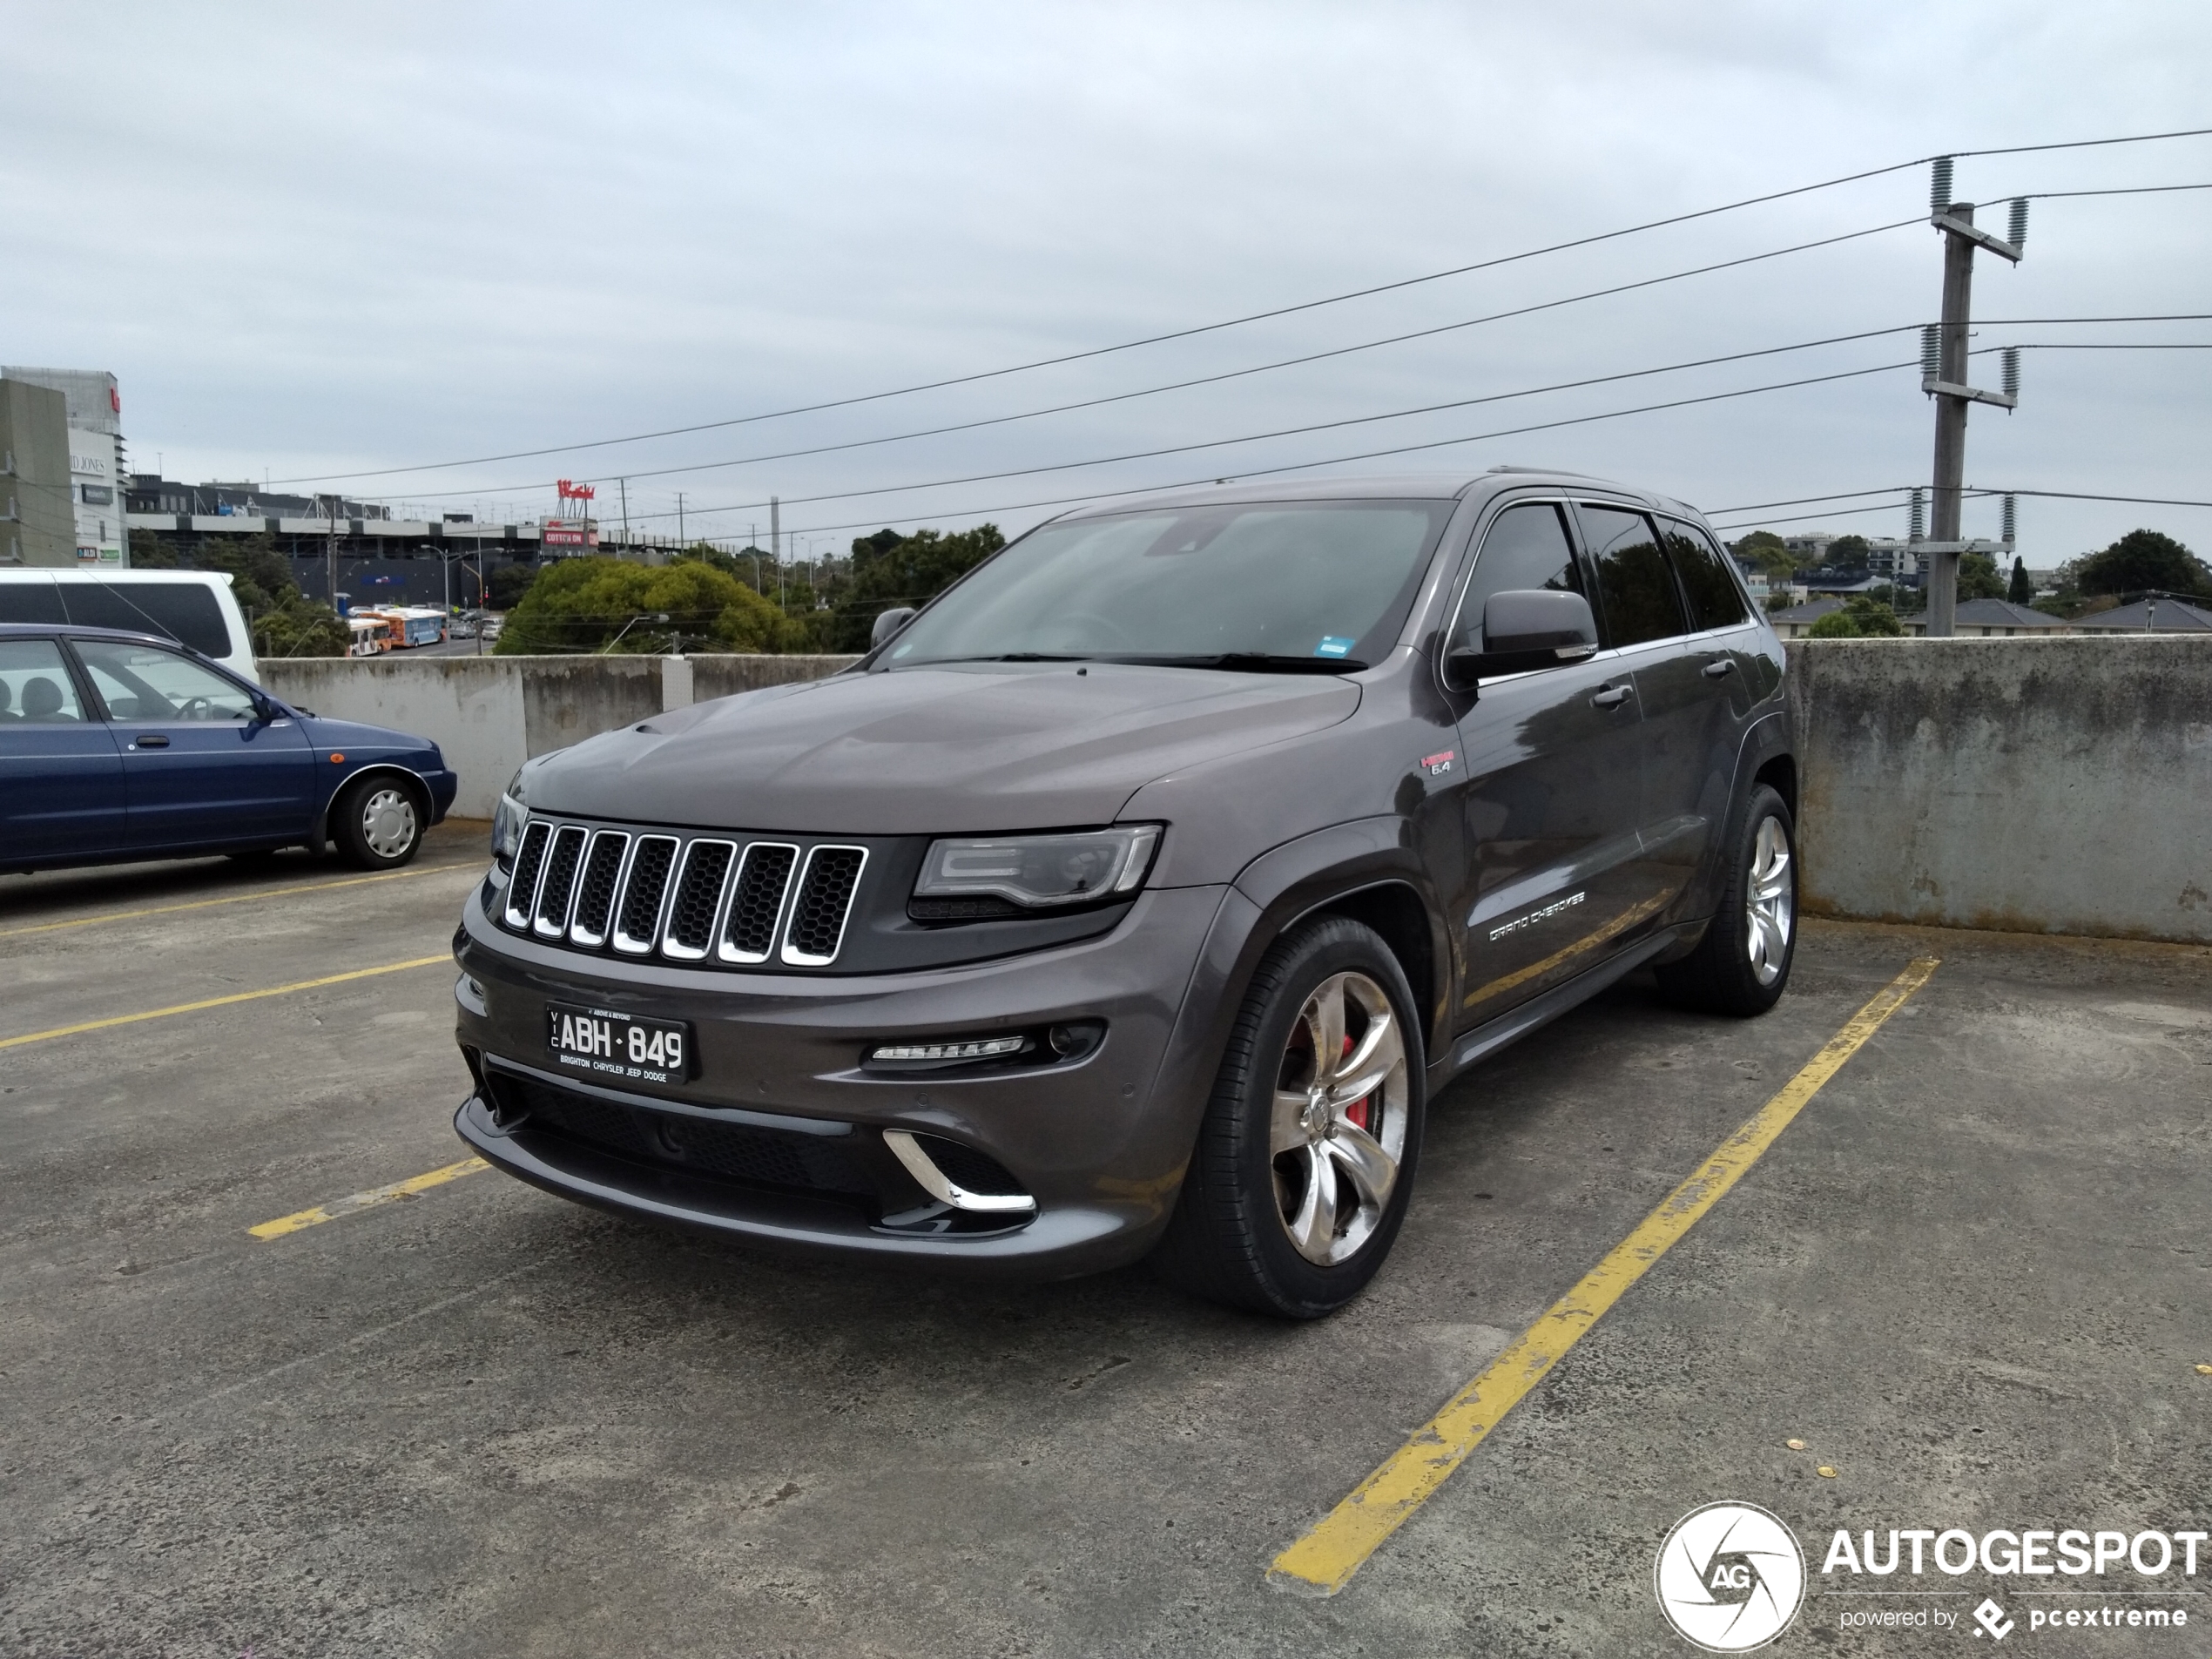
1930;157;1955;217
2002;495;2017;544
1909;488;1926;541
1920;325;1941;382
2007;197;2028;252
2002;346;2020;402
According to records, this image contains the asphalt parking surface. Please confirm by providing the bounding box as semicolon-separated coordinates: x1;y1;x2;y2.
3;830;2209;1657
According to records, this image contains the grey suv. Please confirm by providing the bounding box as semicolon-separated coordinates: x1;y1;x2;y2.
453;471;1796;1316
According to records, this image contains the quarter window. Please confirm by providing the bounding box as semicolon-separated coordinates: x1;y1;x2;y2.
73;639;258;723
0;639;86;723
1454;502;1584;644
1578;505;1687;648
1661;519;1750;631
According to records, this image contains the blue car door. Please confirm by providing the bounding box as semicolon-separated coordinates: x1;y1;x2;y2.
0;635;128;863
69;637;315;849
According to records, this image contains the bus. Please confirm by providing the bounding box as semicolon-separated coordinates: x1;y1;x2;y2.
358;607;447;649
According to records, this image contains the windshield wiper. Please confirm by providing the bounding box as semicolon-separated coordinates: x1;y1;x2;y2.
1123;653;1368;674
919;652;1096;664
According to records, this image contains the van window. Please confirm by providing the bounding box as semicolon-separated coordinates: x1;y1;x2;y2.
1577;506;1688;649
1661;520;1751;631
0;581;68;626
52;581;232;658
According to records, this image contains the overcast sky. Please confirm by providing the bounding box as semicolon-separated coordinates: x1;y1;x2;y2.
6;2;2208;563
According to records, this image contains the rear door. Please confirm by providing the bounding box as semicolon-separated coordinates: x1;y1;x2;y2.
1447;500;1654;1030
1573;502;1710;916
0;636;128;863
69;637;315;849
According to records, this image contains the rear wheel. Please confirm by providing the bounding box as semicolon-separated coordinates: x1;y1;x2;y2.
1151;917;1424;1318
333;776;423;870
1654;782;1796;1015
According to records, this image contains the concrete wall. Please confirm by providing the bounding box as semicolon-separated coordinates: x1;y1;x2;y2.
1785;636;2212;944
261;653;857;816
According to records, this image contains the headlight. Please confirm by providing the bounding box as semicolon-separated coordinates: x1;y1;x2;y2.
914;825;1160;909
491;775;526;870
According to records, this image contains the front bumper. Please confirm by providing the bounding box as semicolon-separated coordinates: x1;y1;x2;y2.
452;873;1230;1278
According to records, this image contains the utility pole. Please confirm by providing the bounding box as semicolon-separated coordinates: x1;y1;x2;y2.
1921;158;2025;637
325;492;339;623
771;496;782;605
619;477;630;557
677;491;685;549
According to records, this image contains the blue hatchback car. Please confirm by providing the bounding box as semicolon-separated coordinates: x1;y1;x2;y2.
0;622;458;873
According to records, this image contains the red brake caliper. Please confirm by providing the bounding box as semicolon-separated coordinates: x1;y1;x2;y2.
1340;1033;1370;1130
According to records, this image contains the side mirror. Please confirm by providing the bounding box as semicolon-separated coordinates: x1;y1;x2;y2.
1446;590;1600;685
870;606;918;650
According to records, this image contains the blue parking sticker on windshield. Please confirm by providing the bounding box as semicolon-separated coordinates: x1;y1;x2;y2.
1314;636;1355;658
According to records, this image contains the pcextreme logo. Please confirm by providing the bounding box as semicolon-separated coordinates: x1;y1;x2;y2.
1655;1502;1807;1652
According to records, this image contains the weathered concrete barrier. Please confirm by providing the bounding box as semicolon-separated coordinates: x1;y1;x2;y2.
261;654;857;816
1785;636;2212;945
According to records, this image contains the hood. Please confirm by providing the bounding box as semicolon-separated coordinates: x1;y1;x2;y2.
523;662;1360;834
296;712;442;759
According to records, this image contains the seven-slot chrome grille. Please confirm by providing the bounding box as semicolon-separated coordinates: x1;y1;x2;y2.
501;819;868;969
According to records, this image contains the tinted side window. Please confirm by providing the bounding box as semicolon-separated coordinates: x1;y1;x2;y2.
0;638;87;722
1455;502;1583;643
0;581;68;625
53;582;231;658
1577;506;1686;648
1662;520;1750;631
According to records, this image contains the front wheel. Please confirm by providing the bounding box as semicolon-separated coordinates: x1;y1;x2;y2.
1151;916;1425;1318
332;776;423;870
1653;782;1797;1016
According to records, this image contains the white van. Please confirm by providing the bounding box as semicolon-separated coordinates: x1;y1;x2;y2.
0;569;260;682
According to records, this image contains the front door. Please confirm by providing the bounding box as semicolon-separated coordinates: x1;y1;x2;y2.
70;637;315;849
0;636;128;864
1447;501;1655;1031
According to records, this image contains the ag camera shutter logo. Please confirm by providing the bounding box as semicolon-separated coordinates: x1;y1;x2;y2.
1655;1501;1807;1651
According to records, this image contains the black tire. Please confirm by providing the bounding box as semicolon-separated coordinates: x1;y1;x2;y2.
332;774;425;870
1151;916;1426;1318
1653;783;1797;1016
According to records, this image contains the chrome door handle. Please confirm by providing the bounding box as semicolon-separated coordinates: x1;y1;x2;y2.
1590;684;1633;709
1702;659;1736;678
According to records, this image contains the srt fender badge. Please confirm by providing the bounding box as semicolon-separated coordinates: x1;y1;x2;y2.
1421;750;1456;777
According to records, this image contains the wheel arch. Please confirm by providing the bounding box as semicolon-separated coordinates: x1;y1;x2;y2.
314;761;434;846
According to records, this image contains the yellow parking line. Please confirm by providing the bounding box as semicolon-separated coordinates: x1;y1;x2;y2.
1266;955;1942;1598
250;1157;490;1239
0;860;481;941
0;955;451;1051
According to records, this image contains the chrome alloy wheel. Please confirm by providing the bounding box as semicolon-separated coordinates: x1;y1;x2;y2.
361;786;418;860
1269;970;1410;1265
1744;814;1794;988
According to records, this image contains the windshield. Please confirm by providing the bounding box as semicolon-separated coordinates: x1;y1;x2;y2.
880;500;1455;671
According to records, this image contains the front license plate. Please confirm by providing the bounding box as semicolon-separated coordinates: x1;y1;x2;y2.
546;1003;691;1084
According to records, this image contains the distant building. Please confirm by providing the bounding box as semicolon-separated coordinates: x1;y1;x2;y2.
1766;597;1846;638
1904;599;2068;637
2067;596;2212;634
0;377;74;566
2;366;126;565
124;474;389;521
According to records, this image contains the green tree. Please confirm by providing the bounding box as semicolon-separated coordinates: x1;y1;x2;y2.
1731;529;1800;582
819;523;1007;651
1804;609;1862;638
2006;556;2033;604
494;556;807;655
2073;529;2211;597
1841;596;1903;636
1957;551;2006;602
1827;534;1871;571
487;561;539;610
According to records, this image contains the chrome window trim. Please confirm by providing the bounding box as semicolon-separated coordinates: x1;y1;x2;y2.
780;844;870;968
567;828;632;949
502;819;552;932
532;824;590;939
661;838;738;962
718;840;801;966
610;833;682;957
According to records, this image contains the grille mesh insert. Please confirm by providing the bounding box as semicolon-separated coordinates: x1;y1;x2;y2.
505;821;551;926
786;847;866;962
570;833;628;943
664;841;734;955
615;837;678;948
533;825;588;934
723;844;797;959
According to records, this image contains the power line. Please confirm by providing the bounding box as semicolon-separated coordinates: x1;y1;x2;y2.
266;125;2212;489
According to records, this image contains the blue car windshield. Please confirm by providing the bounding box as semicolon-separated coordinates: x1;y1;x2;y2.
881;500;1455;671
